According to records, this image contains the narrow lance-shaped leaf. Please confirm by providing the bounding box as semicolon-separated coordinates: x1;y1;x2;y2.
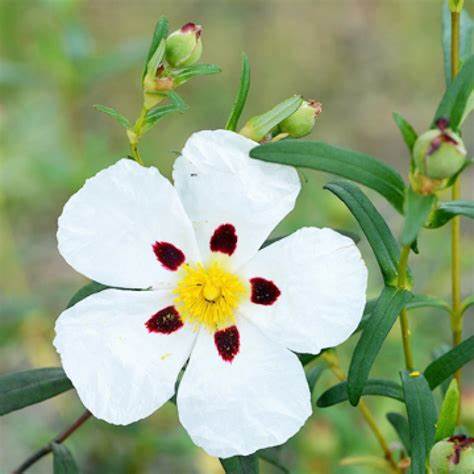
426;200;474;228
406;294;451;314
316;379;404;408
432;54;474;131
172;63;222;86
0;368;73;416
392;112;418;153
442;3;474;85
251;141;406;213
435;379;460;442
400;371;437;474
324;181;402;285
347;287;412;406
257;447;289;473
144;103;186;131
424;335;474;389
67;281;109;309
52;442;79;474
220;455;259;474
400;187;436;246
142;16;169;79
226;53;251;131
461;294;474;316
93;104;130;128
386;412;411;454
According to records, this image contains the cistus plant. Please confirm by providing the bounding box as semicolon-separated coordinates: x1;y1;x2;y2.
1;4;473;474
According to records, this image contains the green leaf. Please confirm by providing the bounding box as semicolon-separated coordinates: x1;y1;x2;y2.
324;181;401;285
306;363;327;398
220;455;259;473
250;141;406;213
257;447;288;473
93;104;130;128
316;379;404;407
461;294;474;316
347;287;412;405
166;90;188;111
52;443;79;474
424;335;474;389
406;294;451;314
400;188;436;246
67;281;109;309
240;95;302;141
400;371;437;474
442;4;474;85
426;200;474;228
432;54;474;131
144;102;186;131
435;379;460;442
142;16;169;80
0;368;73;415
225;53;251;131
386;412;411;454
172;63;221;86
392;112;418;152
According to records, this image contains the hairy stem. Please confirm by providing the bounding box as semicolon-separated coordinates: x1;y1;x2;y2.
398;245;414;371
450;7;462;417
321;352;399;472
12;410;92;473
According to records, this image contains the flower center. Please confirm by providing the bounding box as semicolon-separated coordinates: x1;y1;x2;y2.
173;259;247;330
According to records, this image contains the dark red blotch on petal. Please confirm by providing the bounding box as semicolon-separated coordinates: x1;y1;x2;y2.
214;325;240;362
250;277;281;305
146;306;183;334
210;223;238;256
152;241;185;270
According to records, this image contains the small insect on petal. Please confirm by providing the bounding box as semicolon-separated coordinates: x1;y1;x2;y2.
146;306;184;334
210;223;238;256
250;277;281;305
152;241;185;271
214;325;240;362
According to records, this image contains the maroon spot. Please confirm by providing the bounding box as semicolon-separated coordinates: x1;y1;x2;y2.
210;224;238;256
146;306;183;334
214;325;240;362
152;241;185;271
448;435;474;465
250;277;281;305
435;117;450;131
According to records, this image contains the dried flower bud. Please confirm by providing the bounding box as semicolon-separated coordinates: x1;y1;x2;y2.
413;119;466;180
430;435;474;473
278;100;322;138
165;22;202;68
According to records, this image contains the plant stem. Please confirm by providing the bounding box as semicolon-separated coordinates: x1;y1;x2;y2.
321;352;399;472
128;106;149;165
450;7;463;391
398;245;414;371
12;410;92;473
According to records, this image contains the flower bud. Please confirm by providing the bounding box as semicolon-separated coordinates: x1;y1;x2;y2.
165;22;202;68
413;119;466;180
430;435;474;473
278;100;322;138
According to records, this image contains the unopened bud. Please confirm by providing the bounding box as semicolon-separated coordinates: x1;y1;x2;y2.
278;100;322;138
430;435;474;473
165;22;202;68
413;119;466;180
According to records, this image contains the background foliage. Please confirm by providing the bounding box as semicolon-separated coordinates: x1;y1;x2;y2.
0;0;473;473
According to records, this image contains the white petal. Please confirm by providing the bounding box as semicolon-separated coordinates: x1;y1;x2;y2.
58;159;199;289
240;227;368;354
173;130;300;268
177;318;311;458
54;289;196;425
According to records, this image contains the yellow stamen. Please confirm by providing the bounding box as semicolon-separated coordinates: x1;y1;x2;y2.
174;260;247;330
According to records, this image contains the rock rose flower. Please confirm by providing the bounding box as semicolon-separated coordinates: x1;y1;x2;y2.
54;130;367;458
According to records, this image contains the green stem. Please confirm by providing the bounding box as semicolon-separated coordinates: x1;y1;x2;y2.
398;245;414;371
128;106;149;165
450;8;462;416
321;352;399;472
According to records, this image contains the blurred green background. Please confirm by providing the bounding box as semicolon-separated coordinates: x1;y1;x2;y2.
1;0;473;472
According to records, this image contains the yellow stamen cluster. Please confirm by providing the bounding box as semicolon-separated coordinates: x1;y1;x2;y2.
174;260;247;330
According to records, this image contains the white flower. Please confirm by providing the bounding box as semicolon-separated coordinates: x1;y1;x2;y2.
54;130;367;458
